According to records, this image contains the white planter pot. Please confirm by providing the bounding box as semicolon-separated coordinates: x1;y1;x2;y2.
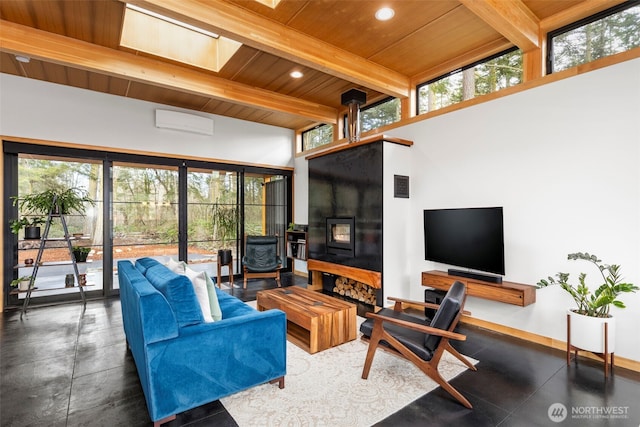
18;279;30;292
568;309;615;353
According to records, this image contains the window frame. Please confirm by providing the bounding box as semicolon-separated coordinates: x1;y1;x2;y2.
341;96;401;139
547;1;640;74
301;123;333;152
415;46;521;116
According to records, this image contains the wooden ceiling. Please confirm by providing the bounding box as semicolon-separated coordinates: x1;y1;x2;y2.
0;0;622;131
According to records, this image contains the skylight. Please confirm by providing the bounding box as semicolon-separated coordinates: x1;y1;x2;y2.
120;4;241;73
126;4;219;38
254;0;282;8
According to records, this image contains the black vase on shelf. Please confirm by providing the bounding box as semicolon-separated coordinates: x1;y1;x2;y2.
24;226;41;240
72;248;90;263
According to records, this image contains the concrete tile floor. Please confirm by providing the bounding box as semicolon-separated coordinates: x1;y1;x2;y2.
2;273;638;426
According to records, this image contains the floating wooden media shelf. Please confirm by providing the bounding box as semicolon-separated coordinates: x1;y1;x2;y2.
421;270;536;307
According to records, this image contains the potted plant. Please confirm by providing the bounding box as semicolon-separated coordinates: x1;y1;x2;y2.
72;246;91;263
12;187;95;216
11;275;33;292
537;252;638;353
9;216;45;239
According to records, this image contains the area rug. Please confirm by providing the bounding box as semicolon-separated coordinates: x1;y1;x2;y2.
221;306;477;426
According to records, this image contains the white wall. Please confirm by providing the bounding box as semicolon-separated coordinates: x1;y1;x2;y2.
291;59;640;361
382;142;413;300
385;58;640;362
0;74;294;167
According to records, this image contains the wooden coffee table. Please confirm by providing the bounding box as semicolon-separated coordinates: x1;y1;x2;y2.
256;287;357;354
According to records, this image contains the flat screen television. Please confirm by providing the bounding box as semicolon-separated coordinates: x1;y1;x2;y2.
424;207;505;283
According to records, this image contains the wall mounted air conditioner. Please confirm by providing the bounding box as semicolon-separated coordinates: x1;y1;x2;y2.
155;109;214;135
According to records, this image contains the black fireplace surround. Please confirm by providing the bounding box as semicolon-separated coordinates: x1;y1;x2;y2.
308;141;383;273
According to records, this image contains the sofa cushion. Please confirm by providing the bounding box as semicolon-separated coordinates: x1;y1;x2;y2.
135;257;161;275
145;264;204;327
217;291;255;318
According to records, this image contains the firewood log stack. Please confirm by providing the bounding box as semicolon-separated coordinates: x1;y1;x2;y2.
333;276;376;305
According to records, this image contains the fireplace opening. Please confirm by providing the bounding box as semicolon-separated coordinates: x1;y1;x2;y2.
326;217;355;257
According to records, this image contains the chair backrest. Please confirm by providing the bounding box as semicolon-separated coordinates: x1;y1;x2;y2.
244;235;279;269
424;281;466;352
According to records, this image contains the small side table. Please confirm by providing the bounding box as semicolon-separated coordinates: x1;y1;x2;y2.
217;253;234;292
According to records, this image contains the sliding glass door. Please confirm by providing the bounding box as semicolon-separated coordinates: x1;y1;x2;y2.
11;154;103;303
111;163;179;289
187;168;239;280
244;173;288;267
4;140;292;307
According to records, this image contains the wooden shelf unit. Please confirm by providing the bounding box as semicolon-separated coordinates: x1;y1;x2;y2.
421;270;536;307
285;230;307;261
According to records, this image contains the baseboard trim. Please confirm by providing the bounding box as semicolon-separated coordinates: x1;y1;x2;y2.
292;269;308;278
460;315;640;373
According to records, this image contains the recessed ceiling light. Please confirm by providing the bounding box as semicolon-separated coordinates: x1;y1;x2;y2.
15;55;31;63
290;70;303;79
375;7;395;21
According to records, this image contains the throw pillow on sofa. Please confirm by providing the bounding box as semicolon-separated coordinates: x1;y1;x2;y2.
166;258;187;274
185;267;217;323
204;272;223;321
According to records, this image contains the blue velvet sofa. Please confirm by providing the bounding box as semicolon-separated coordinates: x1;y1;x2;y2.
117;257;287;426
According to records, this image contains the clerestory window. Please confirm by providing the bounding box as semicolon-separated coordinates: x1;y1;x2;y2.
417;48;522;115
548;1;640;74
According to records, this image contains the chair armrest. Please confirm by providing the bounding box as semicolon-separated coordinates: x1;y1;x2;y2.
388;296;429;306
387;296;471;316
387;296;440;312
365;311;467;341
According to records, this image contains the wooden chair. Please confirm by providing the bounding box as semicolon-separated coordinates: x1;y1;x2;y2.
242;234;283;289
360;281;476;408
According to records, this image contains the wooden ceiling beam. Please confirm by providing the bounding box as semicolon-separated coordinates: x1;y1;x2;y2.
459;0;540;52
0;20;337;124
126;0;411;98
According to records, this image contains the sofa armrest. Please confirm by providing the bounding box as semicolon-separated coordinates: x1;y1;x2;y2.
137;290;179;344
118;260;179;345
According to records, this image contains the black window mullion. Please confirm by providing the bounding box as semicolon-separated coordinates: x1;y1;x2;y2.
238;169;245;263
179;163;188;262
103;158;114;296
